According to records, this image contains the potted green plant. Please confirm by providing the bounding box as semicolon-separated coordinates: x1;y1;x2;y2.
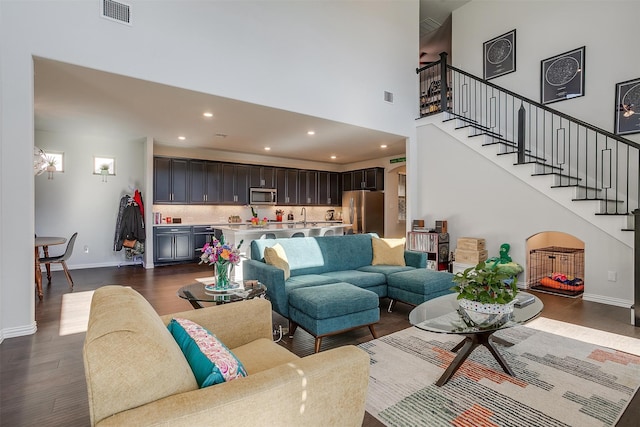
451;261;519;327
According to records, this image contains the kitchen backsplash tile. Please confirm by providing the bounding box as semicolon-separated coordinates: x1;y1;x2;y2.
152;205;340;225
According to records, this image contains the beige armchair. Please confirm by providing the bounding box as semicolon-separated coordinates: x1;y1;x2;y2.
83;286;370;426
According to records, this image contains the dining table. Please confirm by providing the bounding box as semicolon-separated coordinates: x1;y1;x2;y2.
35;236;66;300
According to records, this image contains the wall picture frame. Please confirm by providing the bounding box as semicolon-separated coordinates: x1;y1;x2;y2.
614;77;640;135
483;29;516;81
541;46;585;105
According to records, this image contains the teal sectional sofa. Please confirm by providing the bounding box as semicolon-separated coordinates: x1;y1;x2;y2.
243;234;454;319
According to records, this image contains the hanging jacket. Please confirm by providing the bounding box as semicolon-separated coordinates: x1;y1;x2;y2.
120;204;145;244
113;195;129;251
133;189;145;217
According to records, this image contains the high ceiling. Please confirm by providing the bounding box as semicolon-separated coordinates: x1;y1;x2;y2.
34;58;407;165
33;1;467;166
419;0;469;63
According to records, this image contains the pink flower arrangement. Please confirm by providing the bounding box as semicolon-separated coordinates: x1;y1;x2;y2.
199;235;242;267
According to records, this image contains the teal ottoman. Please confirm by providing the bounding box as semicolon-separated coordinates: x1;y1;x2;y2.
288;282;379;353
387;268;455;311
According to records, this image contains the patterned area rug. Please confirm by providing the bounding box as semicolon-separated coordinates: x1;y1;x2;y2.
358;326;640;426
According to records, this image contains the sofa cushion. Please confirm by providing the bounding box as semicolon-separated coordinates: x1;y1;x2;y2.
371;237;406;266
168;318;247;388
264;243;290;280
358;264;416;277
387;268;456;306
283;275;341;301
285;274;340;288
321;270;387;289
232;338;300;374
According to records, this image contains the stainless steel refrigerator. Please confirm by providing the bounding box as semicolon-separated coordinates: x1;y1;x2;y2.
342;190;384;236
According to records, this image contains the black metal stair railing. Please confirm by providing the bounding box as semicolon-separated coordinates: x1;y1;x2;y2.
417;52;640;219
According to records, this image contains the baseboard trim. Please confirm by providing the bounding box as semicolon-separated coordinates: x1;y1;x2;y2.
582;293;632;308
1;321;37;342
41;260;146;271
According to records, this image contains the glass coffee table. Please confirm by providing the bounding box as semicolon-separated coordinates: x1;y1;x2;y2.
409;292;543;386
177;280;266;309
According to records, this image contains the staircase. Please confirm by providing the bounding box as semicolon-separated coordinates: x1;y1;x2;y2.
417;53;639;249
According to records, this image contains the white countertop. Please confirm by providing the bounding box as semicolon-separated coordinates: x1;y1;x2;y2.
153;221;345;228
218;223;351;249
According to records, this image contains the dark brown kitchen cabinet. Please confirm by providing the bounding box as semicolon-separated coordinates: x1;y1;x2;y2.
154;157;189;203
249;166;276;188
318;171;340;205
298;170;318;205
189;160;220;204
154;226;193;263
276;168;298;205
342;171;354;192
221;163;250;204
364;167;384;190
341;167;384;191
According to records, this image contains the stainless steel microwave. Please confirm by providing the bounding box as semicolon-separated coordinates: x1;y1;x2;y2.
249;188;277;205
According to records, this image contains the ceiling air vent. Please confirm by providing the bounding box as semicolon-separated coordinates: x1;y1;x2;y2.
384;91;394;104
101;0;132;25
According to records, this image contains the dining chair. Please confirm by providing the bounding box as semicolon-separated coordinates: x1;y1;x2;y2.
39;232;78;289
291;232;305;238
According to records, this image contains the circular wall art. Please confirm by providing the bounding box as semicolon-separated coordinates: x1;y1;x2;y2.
486;39;512;65
545;57;580;86
622;83;640;114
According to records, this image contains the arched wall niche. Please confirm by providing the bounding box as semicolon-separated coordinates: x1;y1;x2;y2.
525;231;585;296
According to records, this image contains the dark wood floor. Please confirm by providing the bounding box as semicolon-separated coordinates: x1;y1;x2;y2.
1;263;638;426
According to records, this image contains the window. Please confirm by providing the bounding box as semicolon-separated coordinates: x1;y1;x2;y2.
46;152;64;172
94;157;115;175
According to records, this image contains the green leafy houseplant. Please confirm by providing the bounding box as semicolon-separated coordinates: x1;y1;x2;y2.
451;261;518;305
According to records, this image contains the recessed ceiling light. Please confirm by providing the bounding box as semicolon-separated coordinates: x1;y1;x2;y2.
380;144;387;149
307;131;315;135
264;147;271;151
178;136;186;141
203;112;213;118
330;155;337;160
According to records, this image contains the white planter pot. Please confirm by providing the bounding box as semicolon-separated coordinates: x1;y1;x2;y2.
458;298;515;328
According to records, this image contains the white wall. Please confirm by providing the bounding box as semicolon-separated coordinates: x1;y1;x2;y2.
0;1;418;338
451;0;640;146
415;122;633;306
35;130;146;268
